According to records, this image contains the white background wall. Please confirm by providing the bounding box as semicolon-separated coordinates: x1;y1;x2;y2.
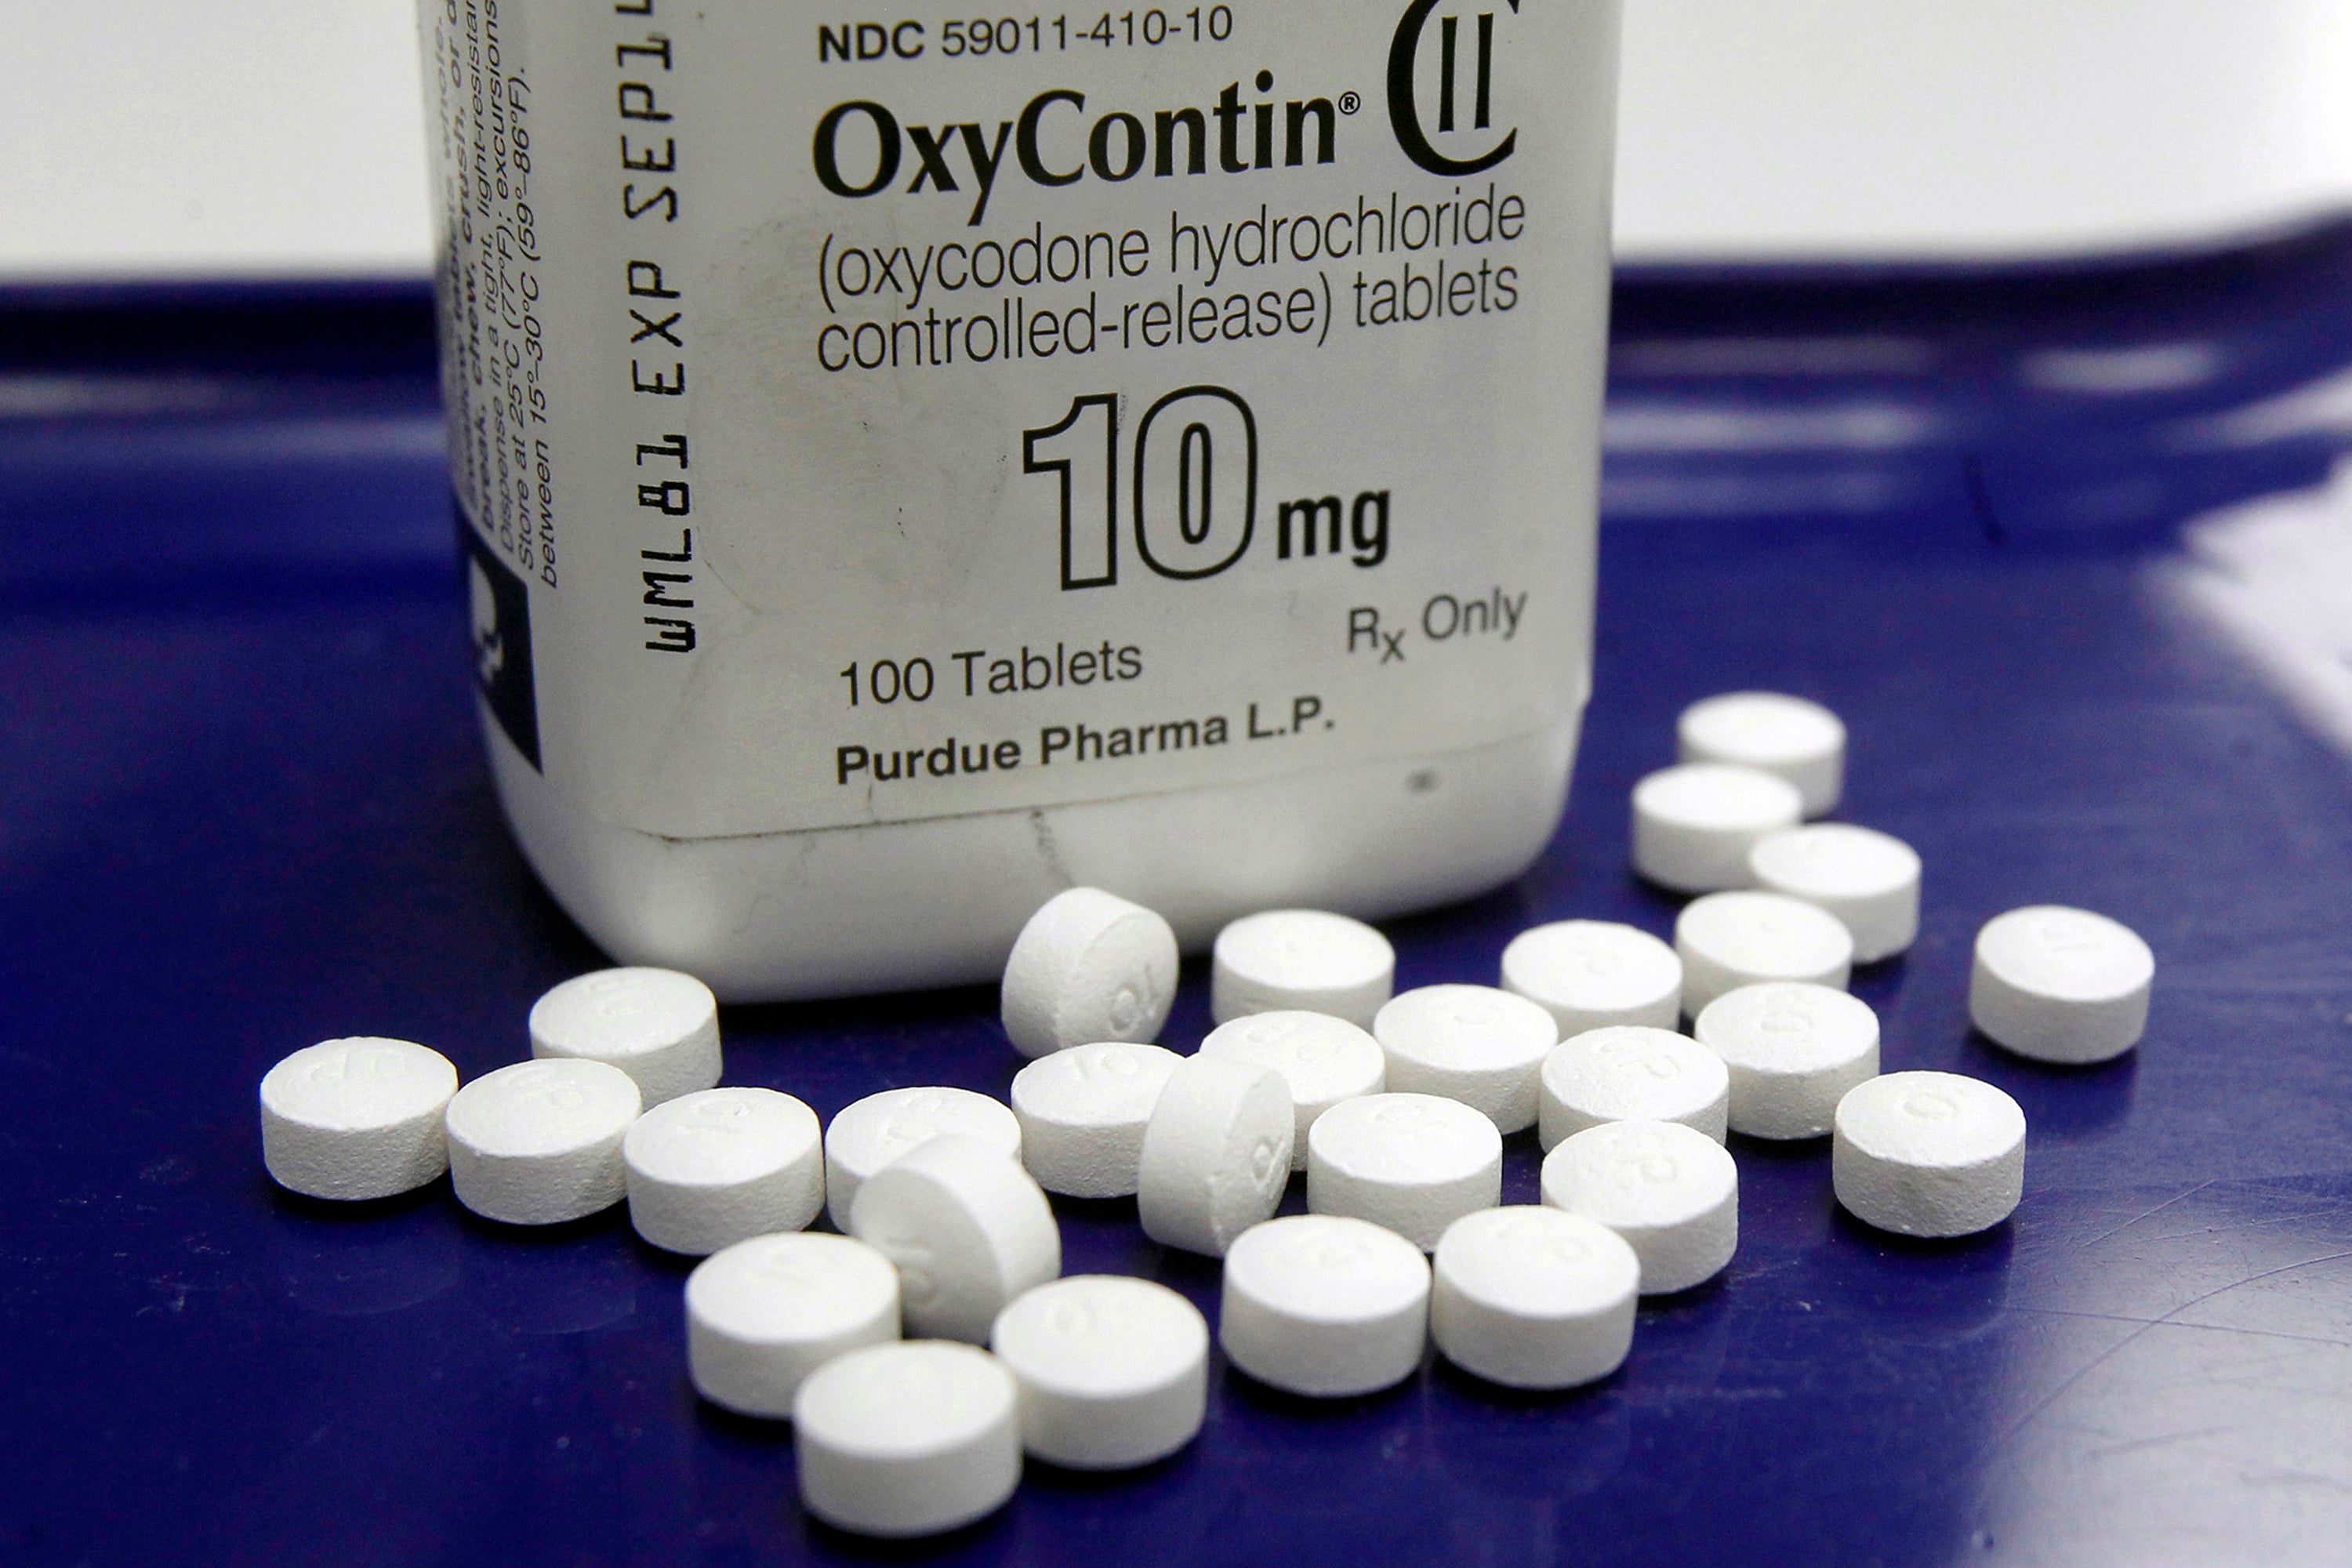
11;0;2352;280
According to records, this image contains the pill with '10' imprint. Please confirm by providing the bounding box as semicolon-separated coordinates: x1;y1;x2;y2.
444;1058;641;1225
1372;985;1557;1134
1538;1026;1730;1149
824;1086;1022;1231
1000;887;1179;1058
622;1087;825;1255
528;967;722;1109
990;1275;1208;1470
1541;1119;1738;1294
1969;906;2153;1064
793;1341;1022;1538
1501;920;1684;1038
1200;1009;1386;1170
1677;691;1846;818
1306;1092;1504;1251
260;1037;459;1201
1833;1071;2025;1237
1211;909;1396;1029
1010;1042;1181;1199
1219;1214;1431;1397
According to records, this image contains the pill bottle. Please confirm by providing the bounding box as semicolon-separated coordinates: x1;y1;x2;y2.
418;0;1621;1000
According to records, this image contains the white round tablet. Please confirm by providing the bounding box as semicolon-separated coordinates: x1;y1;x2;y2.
1200;1010;1386;1169
1500;920;1683;1036
1372;985;1558;1133
990;1275;1208;1469
1675;890;1854;1016
848;1134;1061;1345
1211;909;1396;1028
444;1058;642;1225
1431;1206;1639;1390
1306;1093;1504;1251
823;1087;1022;1231
1747;823;1922;963
260;1037;459;1201
1541;1120;1738;1294
1135;1054;1294;1257
528;967;721;1109
1000;887;1180;1059
1969;905;2154;1064
1219;1214;1432;1397
1010;1042;1181;1199
793;1340;1022;1538
1833;1071;2026;1236
1537;1026;1730;1150
622;1087;824;1255
1677;691;1846;818
685;1231;900;1418
1631;763;1804;894
1693;982;1880;1141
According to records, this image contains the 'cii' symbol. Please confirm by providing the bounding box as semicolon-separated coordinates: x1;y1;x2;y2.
1436;10;1494;132
1387;0;1520;176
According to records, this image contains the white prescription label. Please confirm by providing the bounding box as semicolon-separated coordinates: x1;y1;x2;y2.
424;0;1617;838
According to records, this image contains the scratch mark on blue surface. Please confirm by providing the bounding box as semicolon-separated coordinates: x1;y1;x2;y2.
2013;1306;2352;1352
2072;1179;2217;1252
1993;1249;2352;1454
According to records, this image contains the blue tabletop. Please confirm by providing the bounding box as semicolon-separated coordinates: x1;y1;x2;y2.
5;229;2352;1567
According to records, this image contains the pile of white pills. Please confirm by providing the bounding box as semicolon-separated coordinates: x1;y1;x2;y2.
1621;693;2150;1232
256;684;2161;1540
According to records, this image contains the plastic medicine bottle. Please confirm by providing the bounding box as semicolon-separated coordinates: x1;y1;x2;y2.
419;0;1622;1000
